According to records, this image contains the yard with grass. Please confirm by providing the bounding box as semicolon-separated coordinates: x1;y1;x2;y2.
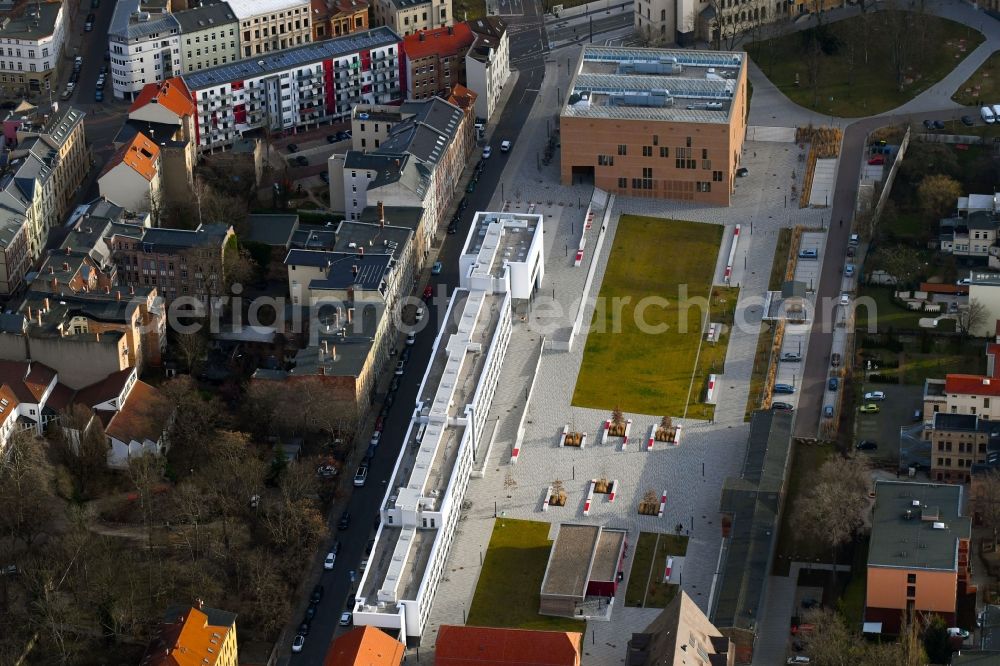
953;50;1000;106
467;519;587;632
773;441;838;576
687;286;740;421
749;13;983;117
573;216;723;416
856;286;942;332
624;532;689;608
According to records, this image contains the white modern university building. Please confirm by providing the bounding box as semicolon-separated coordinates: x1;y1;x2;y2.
352;211;544;643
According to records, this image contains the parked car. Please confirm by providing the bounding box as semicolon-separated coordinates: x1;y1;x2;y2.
287;143;298;152
327;134;338;143
466;180;476;193
292;635;305;653
59;86;73;100
337;511;351;530
423;285;433;299
962;115;976;126
823;405;834;418
859;403;880;414
353;465;368;487
867;155;884;166
431;261;443;275
948;627;970;639
839;293;850;306
736;166;749;177
94;90;103;102
395;360;405;376
982;105;996;124
298;620;311;636
844;264;855;277
324;551;336;570
786;657;810;665
849;233;860;246
415;307;424;322
773;383;795;394
798;248;818;259
864;391;886;401
781;352;801;362
447;222;458;234
482;146;492;159
294;156;308;167
856;440;877;450
772;402;794;411
406;331;416;346
340;611;353;626
305;603;317;619
828;377;839;391
500;139;512;152
69;70;79;84
370;430;381;447
84;20;94;31
831;353;841;367
320;171;330;183
310;584;324;603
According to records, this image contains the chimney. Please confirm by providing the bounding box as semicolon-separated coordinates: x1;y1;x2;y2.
318;366;326;376
43;297;49;312
62;262;69;271
351;264;358;277
358;246;364;257
195;598;204;610
322;340;329;356
378;201;385;227
419;31;425;41
65;246;71;255
48;266;54;274
116;290;122;301
347;308;354;323
51;278;57;289
104;285;110;294
129;286;135;295
26;306;31;320
95;332;100;342
36;310;41;326
330;344;337;360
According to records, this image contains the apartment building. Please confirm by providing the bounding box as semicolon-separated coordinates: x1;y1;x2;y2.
230;0;312;57
353;211;544;642
312;0;370;40
560;46;748;206
142;602;238;666
927;413;1000;484
181;27;402;153
633;0;787;47
110;222;235;305
626;591;734;666
402;23;473;100
108;0;182;101
866;480;971;634
0;1;66;97
98;132;162;214
373;0;451;37
0;105;88;294
126;77;198;201
325;626;405;666
465;17;509;121
175;2;240;73
332;97;472;256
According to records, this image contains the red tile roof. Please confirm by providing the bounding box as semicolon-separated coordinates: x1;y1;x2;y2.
324;626;405;666
129;77;195;118
447;83;478;110
919;282;968;295
403;23;474;60
100;132;160;182
945;373;1000;397
105;380;171;444
0;384;20;423
75;368;134;408
435;626;582;666
0;360;56;403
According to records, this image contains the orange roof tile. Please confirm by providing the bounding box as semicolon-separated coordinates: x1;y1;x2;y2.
945;373;1000;397
129;77;196;118
142;605;236;666
324;626;405;666
919;282;968;295
105;380;172;444
403;23;474;60
435;626;582;666
447;83;478;110
0;360;55;403
0;384;20;424
101;132;160;182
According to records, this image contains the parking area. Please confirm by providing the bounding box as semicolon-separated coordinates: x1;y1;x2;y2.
854;383;924;463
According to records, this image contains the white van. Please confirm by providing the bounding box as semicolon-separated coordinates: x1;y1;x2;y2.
982;106;996;124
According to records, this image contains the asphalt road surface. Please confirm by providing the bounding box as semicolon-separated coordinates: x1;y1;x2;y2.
286;5;549;664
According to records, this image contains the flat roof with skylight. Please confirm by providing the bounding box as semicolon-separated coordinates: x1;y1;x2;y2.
562;46;745;124
869;480;970;571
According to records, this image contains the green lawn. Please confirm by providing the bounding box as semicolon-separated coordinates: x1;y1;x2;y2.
773;442;837;576
454;0;486;20
749;13;984;117
624;532;688;608
573;216;723;417
467;519;586;632
837;536;869;629
768;228;794;291
687;286;740;421
953;50;1000;106
856;286;928;331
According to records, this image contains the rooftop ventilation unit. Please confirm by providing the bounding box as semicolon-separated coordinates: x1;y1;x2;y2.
685;102;724;111
609;90;673;108
617;58;682;76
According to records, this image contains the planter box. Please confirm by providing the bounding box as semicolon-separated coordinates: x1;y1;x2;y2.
609;479;618;502
583;481;596;516
559;424;569;447
542;484;553;512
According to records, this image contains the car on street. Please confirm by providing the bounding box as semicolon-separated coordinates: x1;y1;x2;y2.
781;352;801;362
340;611;353;626
292;635;305;653
395;360;405;375
482;146;492;159
298;620;311;636
823;405;834;418
423;285;433;299
59;85;74;100
336;130;350;141
353;465;368;487
500;139;512;152
432;261;443;275
406;331;416;346
856;440;877;450
786;657;810;665
864;391;886;401
94;90;104;102
772;401;794;411
933;120;946;130
85;15;95;30
844;263;855;277
923;119;945;130
294;156;308;167
831;353;841;367
736;166;749;177
859;403;880;414
324;552;336;570
415;307;424;322
466;180;476;193
773;383;795;394
310;584;324;603
867;155;884;165
370;430;381;447
800;598;819;609
327;134;338;143
287;143;298;152
798;248;818;259
305;603;317;619
447;222;458;234
69;70;79;84
828;377;839;391
962;115;976;126
337;511;351;530
91;0;100;6
949;627;970;639
839;293;850;306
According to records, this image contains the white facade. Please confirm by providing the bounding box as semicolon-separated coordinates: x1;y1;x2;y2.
971;274;1000;337
0;2;66;96
229;0;312;57
98;160;161;214
353;212;544;642
109;1;182;101
465;24;509;121
184;28;402;152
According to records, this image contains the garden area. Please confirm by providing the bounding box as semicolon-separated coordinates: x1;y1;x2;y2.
573;216;723;416
953;50;1000;106
467;519;587;632
624;532;689;608
773;441;839;576
748;12;983;116
687;286;740;421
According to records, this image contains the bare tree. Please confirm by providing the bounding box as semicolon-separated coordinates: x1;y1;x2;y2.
503;468;517;498
0;432;57;550
162;376;223;476
222;240;257;293
175;330;208;374
50;403;109;499
957;298;988;338
870;245;922;287
975;469;1000;547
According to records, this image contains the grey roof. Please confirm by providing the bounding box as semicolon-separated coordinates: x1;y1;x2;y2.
161;603;237;630
244;213;300;247
132;223;231;252
332;220;412;261
109;0;180;40
182;27;400;91
288;302;382;378
284;249;392;291
380;98;463;167
712;409;793;631
290;225;337;250
0;2;62;40
968;211;997;231
343;151;430;196
174;1;238;32
869;480;970;571
387;0;429;10
114;120;186;149
357;204;424;233
933;412;982;431
467;16;507;39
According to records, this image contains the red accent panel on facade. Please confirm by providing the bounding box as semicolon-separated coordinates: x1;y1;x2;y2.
323;59;336;115
234;105;246;125
360;49;371;71
231;80;244;91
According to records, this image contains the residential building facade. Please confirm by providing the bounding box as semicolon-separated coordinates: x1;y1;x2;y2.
626;591;734;666
633;0;791;47
560;46;748;206
109;0;182;101
928;413;1000;484
142;602;238;666
175;2;240;74
0;2;66;97
402;23;473;100
866;480;971;634
465;17;509;121
98;132;162;214
373;0;451;37
230;0;312;58
126;77;198;201
312;0;370;40
182;27;402;153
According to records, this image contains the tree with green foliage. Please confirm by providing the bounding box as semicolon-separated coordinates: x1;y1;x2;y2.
923;615;951;665
917;174;963;221
870;245;923;288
